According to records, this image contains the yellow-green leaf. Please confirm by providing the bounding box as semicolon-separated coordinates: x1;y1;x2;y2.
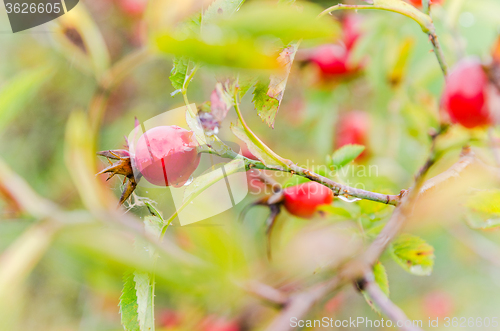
156;34;279;70
390;234;435;276
373;262;389;296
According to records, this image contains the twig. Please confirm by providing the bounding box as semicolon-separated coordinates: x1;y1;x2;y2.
261;137;467;331
238;154;401;206
419;147;475;193
428;30;448;76
319;3;448;76
422;0;430;15
363;278;424;331
243;281;288;306
264;276;343;331
198;147;401;206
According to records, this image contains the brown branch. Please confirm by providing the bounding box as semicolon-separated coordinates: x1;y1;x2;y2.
242;280;288;306
419;147;475;194
261;137;469;331
363;279;424;331
263;277;344;331
244;158;401;206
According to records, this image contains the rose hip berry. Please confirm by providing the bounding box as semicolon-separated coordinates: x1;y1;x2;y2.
441;58;491;128
133;125;200;187
283;182;334;219
336;111;369;161
309;44;351;76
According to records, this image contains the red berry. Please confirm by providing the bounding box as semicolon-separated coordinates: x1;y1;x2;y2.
118;0;147;16
158;309;181;328
408;0;443;7
283;182;334;219
310;44;351;76
336;111;369;161
133;126;200;187
441;58;491;128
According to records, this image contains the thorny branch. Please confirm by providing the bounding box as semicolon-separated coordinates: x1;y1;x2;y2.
319;3;448;76
227;152;402;206
259;143;474;331
363;277;424;331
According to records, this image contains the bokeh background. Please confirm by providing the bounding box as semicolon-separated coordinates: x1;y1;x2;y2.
1;0;500;330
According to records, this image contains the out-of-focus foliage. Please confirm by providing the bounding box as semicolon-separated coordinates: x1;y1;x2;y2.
1;0;500;330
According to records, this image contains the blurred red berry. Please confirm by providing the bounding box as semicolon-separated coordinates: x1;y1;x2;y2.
247;169;266;193
158;309;181;328
240;145;258;160
408;0;444;7
441;58;491;128
310;44;351;76
283;182;334;219
201;316;240;331
134;126;200;187
118;0;147;16
422;291;454;318
335;111;369;161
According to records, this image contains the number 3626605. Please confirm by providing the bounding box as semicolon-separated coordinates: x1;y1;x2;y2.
5;2;61;14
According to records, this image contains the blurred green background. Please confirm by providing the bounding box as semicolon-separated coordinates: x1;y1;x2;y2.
1;0;500;330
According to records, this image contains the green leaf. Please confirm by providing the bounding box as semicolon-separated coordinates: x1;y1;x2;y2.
360;262;390;314
328;144;366;169
465;189;500;215
254;42;299;128
217;2;339;42
316;205;352;219
119;271;140;331
0;67;52;132
134;271;154;331
230;120;291;169
156;34;279;70
390;234;435;276
237;76;257;99
169;56;189;93
252;80;279;127
144;201;163;220
464;212;500;231
373;262;389;296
